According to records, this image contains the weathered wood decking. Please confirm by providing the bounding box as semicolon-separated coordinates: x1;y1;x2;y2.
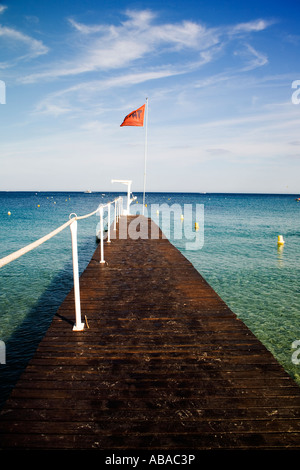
0;215;300;450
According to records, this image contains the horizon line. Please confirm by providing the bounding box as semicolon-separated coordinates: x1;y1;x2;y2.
0;190;299;196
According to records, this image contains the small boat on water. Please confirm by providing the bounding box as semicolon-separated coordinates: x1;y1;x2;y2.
295;197;300;202
84;190;92;194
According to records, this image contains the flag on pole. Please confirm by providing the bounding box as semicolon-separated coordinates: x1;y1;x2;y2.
120;104;145;127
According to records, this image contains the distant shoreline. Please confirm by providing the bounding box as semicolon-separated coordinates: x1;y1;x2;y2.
0;191;299;196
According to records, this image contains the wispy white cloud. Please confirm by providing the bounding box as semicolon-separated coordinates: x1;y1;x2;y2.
0;25;48;56
0;24;48;69
0;4;48;69
230;19;275;34
20;9;271;84
284;34;300;45
234;43;268;71
32;68;187;116
34;102;72;117
68;18;104;34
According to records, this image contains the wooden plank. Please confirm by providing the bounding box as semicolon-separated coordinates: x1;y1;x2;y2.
0;215;300;450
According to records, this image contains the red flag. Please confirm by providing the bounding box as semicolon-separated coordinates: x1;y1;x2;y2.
120;104;145;127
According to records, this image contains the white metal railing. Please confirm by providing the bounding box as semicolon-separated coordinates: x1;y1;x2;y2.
0;195;124;331
94;197;123;264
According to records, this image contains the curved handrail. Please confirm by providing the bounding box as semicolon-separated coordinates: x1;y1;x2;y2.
0;196;123;269
0;194;124;331
0;219;73;269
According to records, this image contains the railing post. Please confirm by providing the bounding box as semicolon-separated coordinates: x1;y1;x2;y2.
70;219;84;331
99;206;105;264
107;202;111;243
114;200;117;230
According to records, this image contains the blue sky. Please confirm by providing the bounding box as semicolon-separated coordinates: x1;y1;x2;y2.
0;0;300;193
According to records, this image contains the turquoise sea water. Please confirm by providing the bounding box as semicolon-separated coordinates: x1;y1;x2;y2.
0;191;299;408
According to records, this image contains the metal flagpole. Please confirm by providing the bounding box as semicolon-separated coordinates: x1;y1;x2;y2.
142;97;148;215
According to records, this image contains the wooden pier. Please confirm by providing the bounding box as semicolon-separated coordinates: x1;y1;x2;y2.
0;215;300;450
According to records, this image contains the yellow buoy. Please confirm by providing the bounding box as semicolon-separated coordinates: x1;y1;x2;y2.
7;211;11;216
37;204;40;207
277;235;285;245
